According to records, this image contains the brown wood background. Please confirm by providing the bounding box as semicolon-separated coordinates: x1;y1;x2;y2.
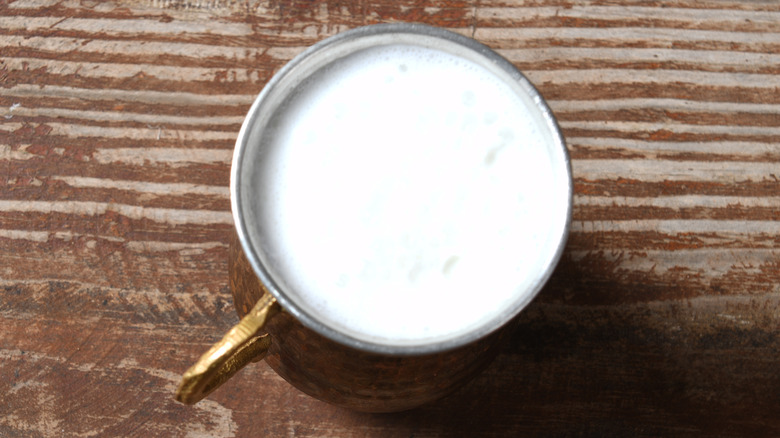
1;0;779;436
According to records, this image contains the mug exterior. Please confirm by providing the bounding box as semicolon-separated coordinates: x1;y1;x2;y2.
229;231;511;412
220;23;571;412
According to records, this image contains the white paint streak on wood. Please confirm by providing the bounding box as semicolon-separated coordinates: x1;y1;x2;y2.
3;84;254;106
0;105;243;126
32;230;127;243
92;147;231;165
573;159;779;182
52;176;229;197
571;219;780;234
0;229;230;249
4;143;232;171
266;46;306;60
561;120;780;136
475;27;780;47
0;144;36;161
124;240;227;252
576;195;780;208
566;138;777;156
41;123;236;141
1;229;228;251
499;47;780;68
0;15;252;36
551;98;780;114
4;0;55;8
54;16;250;37
0;279;226;306
184;399;237;438
2;57;267;84
0;229;50;242
0;200;232;225
1;34;275;63
479;6;780;26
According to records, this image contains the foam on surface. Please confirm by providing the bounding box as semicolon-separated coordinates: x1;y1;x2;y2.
255;44;568;345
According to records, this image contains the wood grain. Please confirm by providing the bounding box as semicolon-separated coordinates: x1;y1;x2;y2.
1;0;779;436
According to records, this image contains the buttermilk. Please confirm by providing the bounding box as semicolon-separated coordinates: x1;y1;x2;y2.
251;43;569;346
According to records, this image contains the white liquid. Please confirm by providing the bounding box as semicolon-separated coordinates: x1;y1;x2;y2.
255;44;568;346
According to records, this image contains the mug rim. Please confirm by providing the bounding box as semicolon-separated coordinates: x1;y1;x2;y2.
231;22;572;356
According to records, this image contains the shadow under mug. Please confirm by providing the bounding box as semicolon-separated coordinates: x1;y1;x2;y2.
175;23;571;412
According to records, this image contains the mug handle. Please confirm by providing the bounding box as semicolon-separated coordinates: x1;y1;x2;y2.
175;292;281;404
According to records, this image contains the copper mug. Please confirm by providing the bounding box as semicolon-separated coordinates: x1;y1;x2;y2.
175;23;571;412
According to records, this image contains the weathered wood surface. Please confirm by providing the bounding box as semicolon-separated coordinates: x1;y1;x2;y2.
1;0;779;436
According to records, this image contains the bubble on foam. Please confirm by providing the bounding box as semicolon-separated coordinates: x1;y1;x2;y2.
442;255;459;276
484;146;503;165
255;43;566;346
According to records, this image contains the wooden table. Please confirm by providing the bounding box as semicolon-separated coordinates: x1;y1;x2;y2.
2;1;778;436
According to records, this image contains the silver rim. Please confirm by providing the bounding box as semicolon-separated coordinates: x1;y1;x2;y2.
231;23;572;355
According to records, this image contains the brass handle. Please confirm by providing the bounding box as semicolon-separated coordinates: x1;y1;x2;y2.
175;293;281;404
